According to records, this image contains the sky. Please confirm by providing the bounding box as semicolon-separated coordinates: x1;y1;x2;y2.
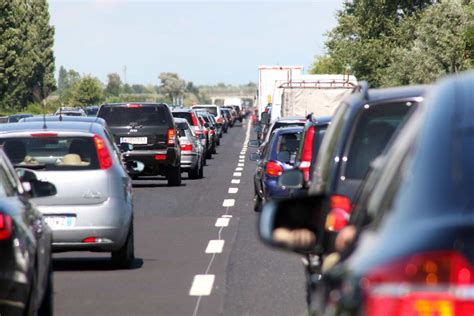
48;0;344;85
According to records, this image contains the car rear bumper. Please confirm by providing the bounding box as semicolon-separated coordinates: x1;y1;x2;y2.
180;152;198;170
123;147;179;167
37;197;132;252
0;276;28;314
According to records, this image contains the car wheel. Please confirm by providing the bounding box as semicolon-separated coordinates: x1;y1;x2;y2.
253;194;262;212
198;159;204;179
216;139;220;146
111;221;135;269
211;146;217;154
188;163;199;179
38;261;53;316
167;165;182;186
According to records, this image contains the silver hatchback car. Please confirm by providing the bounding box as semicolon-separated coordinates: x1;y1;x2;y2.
0;119;134;268
175;118;204;179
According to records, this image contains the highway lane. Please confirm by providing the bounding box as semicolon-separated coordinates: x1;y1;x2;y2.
53;119;306;316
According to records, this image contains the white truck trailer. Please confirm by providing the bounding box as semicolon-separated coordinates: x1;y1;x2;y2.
279;74;358;118
257;65;304;121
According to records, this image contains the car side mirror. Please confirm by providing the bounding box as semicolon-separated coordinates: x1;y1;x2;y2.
249;152;260;161
119;142;134;153
278;169;304;189
261;112;270;125
248;140;260;148
259;194;327;253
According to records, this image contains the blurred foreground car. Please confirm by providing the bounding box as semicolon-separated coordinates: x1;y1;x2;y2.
175;118;204;179
0;151;56;315
250;126;303;212
0;120;135;268
172;109;208;161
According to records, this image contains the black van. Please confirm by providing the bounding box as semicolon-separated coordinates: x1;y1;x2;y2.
98;103;182;186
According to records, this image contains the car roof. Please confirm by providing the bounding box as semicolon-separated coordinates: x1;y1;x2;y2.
275;116;306;122
21;115;107;125
174;118;188;123
272;126;304;135
347;85;430;107
172;109;194;113
101;102;168;107
308;115;332;126
0;121;103;135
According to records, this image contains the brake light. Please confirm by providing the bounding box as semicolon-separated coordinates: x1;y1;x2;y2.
266;160;283;177
83;237;96;243
217;117;225;124
181;144;193;151
364;251;474;316
191;113;199;126
210;129;215;136
194;129;202;136
299;126;316;182
325;195;351;232
167;128;176;145
0;213;12;240
31;132;58;138
127;104;141;108
154;154;166;160
93;135;113;170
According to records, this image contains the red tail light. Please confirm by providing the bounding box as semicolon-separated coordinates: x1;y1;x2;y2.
167;128;176;145
83;237;97;243
191;113;199;126
93;135;113;170
299;126;316;182
194;129;202;136
217;117;225;124
0;213;13;240
210;129;215;136
325;195;351;231
154;154;166;160
181;144;193;151
127;104;141;108
364;251;474;316
266;160;283;177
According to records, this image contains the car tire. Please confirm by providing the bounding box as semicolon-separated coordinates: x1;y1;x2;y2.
38;262;53;316
167;165;182;186
253;194;262;212
198;159;204;179
111;221;135;269
188;163;199;179
216;138;220;146
211;146;217;154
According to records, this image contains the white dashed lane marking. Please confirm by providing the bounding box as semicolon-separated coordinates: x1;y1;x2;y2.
215;217;230;227
228;187;238;194
189;275;215;296
233;172;242;177
235;167;243;171
205;240;225;254
238;163;244;167
231;179;240;184
222;199;235;207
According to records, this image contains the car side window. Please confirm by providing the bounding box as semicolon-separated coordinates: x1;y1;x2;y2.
0;162;16;197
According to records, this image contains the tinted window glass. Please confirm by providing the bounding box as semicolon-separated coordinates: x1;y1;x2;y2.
1;137;100;170
344;102;413;180
193;106;217;116
99;106;169;126
173;112;192;125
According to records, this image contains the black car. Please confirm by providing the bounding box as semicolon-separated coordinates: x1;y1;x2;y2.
302;72;474;316
7;114;33;123
0;151;56;315
97;103;182;186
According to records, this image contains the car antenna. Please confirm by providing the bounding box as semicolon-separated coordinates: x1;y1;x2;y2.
59;105;63;121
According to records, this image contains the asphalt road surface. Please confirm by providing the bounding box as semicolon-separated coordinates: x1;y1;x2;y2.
53;119;307;316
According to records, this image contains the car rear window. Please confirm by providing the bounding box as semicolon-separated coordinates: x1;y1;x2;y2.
1;136;101;170
173;112;193;125
193;106;217;116
343;102;414;179
99;105;169;127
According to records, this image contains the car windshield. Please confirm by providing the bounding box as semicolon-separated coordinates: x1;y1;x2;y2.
0;136;100;170
173;112;192;125
99;106;168;126
194;107;217;116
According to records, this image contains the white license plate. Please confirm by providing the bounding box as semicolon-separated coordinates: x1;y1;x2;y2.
44;216;76;228
121;137;147;145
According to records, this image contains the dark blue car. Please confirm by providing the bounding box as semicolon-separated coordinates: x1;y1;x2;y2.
251;126;303;212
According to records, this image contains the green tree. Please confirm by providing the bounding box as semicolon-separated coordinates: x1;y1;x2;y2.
57;66;68;93
72;76;104;106
123;83;133;94
310;55;346;74
105;73;123;97
131;84;147;94
382;2;473;86
158;72;186;102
